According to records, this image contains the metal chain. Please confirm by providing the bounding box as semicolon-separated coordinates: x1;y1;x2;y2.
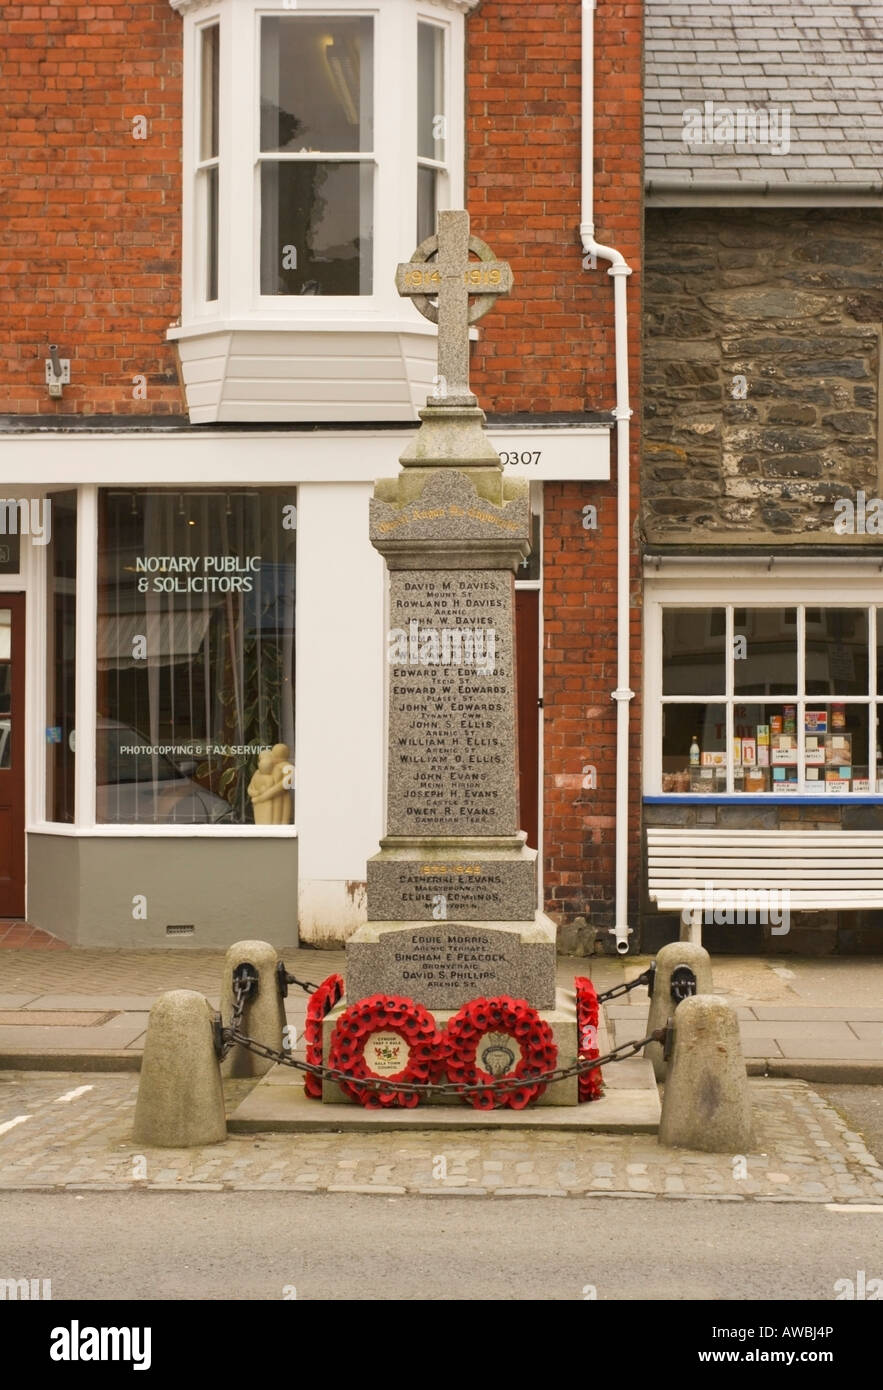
219;963;260;1059
225;1025;669;1099
276;961;320;997
596;963;655;1005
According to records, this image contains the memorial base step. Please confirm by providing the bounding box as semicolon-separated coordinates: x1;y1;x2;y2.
227;1057;661;1134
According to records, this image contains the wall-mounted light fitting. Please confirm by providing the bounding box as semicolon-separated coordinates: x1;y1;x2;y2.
45;345;70;398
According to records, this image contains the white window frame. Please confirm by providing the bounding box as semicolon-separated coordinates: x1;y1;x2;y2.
645;567;883;799
416;15;449;245
195;19;221;307
173;0;468;333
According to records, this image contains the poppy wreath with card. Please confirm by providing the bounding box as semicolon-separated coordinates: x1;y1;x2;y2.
302;972;345;1099
327;994;441;1109
574;976;603;1101
442;995;557;1111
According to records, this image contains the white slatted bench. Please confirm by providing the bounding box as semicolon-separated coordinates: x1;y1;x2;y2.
647;827;883;944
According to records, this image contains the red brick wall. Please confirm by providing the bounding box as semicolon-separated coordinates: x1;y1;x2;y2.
467;0;644;942
0;2;184;415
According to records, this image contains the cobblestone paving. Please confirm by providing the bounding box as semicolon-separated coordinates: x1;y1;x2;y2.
1;1073;882;1202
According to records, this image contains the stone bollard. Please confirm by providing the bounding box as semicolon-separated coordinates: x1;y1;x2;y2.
644;940;713;1082
658;994;752;1153
133;990;226;1148
220;939;286;1078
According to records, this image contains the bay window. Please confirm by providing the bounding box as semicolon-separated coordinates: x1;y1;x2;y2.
170;0;472;422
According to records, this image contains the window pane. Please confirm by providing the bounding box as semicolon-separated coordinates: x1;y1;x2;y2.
260;161;373;296
199;24;219;161
662;703;726;793
733;607;797;696
662;608;725;696
829;704;869;792
418;22;445;161
46;491;77;822
417;165;438;246
97;490;296;826
805;608;869;696
205;165;218;302
731;702;792;794
260;17;374;154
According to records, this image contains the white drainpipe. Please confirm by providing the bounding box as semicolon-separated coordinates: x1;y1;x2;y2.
580;0;634;953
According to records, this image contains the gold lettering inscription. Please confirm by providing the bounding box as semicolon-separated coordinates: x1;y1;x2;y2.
420;864;483;875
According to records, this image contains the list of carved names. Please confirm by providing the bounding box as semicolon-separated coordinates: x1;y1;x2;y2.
387;569;517;836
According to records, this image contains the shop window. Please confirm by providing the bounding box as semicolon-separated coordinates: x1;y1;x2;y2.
97;489;296;825
657;604;880;795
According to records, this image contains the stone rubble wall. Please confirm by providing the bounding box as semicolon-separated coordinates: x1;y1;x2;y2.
643;208;883;541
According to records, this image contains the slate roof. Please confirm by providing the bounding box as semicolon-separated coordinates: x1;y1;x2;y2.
645;1;883;187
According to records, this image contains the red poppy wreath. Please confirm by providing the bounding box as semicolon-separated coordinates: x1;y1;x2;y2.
302;972;345;1099
327;994;440;1109
443;995;557;1110
574;976;604;1101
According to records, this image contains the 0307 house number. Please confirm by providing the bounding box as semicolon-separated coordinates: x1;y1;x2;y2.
498;451;542;466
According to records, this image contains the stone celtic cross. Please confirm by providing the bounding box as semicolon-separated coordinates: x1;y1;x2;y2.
395;209;514;406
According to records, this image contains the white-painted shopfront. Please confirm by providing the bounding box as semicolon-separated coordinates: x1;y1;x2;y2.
2;422;609;946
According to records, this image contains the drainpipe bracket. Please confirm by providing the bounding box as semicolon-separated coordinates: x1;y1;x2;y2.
611;688;635;702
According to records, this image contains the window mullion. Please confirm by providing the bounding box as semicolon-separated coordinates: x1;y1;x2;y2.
726;606;733;794
797;605;805;793
870;604;877;792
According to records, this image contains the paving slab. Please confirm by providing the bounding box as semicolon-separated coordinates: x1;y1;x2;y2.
738;1020;857;1040
752;1006;883;1022
21;995;162;1011
0;1010;119;1028
846;1022;883;1042
741;1039;784;1057
773;1039;883;1061
0;1020;148;1049
227;1074;662;1134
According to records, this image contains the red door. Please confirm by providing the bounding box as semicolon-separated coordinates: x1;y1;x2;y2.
515;588;539;850
0;594;26;917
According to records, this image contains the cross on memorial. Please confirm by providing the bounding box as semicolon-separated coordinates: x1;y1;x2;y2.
395;209;514;406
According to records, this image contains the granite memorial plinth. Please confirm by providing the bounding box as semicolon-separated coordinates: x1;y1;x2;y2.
346;920;556;1012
